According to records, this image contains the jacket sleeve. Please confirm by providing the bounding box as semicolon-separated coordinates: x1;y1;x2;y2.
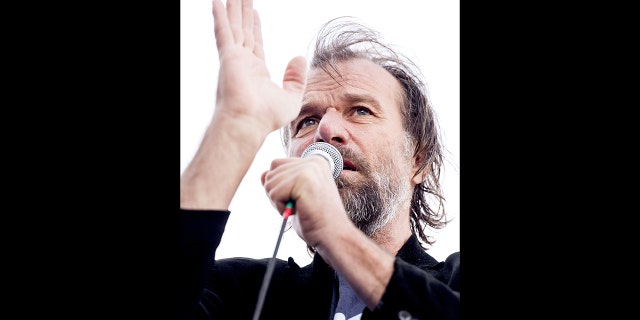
178;209;230;320
362;252;460;320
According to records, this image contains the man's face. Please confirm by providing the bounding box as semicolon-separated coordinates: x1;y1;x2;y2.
288;58;419;236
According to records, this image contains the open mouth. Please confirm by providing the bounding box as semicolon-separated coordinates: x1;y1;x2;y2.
342;160;357;172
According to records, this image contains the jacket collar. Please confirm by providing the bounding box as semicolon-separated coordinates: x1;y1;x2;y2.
310;233;441;271
395;234;441;269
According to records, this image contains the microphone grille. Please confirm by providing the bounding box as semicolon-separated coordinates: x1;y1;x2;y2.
301;142;343;179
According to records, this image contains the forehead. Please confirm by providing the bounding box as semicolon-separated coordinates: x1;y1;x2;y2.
303;58;403;105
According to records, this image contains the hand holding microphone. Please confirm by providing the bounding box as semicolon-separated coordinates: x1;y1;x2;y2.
261;142;343;218
254;142;343;320
283;142;343;218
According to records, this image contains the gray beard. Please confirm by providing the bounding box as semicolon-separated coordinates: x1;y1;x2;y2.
290;132;415;238
337;156;411;238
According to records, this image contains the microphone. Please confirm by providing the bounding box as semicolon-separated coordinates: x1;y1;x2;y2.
252;142;342;320
301;142;344;180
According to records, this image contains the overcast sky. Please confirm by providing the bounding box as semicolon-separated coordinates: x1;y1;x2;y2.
181;0;460;265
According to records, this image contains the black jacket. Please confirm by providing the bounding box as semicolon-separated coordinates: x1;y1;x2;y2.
178;209;460;320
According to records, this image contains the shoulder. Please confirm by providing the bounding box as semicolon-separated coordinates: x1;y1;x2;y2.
437;251;460;290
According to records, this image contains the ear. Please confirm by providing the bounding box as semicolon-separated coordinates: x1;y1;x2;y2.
411;153;427;185
411;168;427;185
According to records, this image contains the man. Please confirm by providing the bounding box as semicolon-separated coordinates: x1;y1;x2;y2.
179;0;460;319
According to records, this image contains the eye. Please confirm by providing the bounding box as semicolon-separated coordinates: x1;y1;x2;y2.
354;106;372;116
294;117;319;136
300;117;318;129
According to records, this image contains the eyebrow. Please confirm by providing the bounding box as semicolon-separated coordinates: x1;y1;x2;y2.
300;92;381;112
340;92;380;107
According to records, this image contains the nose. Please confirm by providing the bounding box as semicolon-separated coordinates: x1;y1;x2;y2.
313;108;348;145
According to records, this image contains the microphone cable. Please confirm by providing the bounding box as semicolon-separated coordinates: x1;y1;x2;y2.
252;201;294;320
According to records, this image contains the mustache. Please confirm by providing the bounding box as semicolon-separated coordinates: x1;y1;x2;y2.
335;146;370;174
334;146;372;191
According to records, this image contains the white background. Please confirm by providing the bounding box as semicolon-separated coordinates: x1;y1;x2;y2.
181;0;459;265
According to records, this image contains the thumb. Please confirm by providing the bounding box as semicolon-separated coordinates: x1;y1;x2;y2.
282;56;307;95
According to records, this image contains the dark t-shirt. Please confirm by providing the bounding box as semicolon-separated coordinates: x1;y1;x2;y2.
334;271;366;319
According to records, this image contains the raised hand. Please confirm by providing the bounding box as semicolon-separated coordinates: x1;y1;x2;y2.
181;0;308;210
212;0;307;134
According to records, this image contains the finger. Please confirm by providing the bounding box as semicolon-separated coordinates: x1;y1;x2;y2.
226;0;244;45
263;160;294;190
261;170;284;213
262;170;295;213
252;9;264;59
212;0;233;52
262;159;297;196
241;0;254;49
260;170;268;186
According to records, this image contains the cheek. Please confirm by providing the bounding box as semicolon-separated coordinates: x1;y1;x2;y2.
289;145;302;157
374;133;415;176
289;139;313;157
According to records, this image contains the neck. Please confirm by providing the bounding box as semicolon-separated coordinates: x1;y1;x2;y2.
369;210;412;255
